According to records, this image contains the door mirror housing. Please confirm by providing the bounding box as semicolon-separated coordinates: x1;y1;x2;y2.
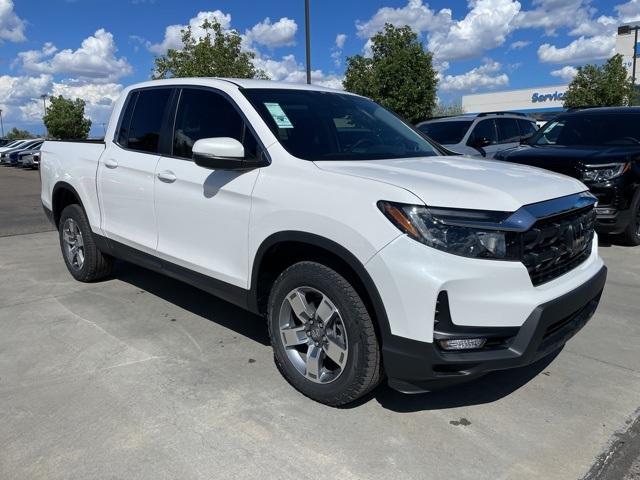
192;137;257;170
470;136;492;149
520;134;533;145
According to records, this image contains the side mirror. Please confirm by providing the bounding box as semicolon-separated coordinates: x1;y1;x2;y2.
193;137;247;170
471;137;492;149
520;134;533;145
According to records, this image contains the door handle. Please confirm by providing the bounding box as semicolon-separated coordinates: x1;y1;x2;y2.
104;158;118;169
157;170;177;183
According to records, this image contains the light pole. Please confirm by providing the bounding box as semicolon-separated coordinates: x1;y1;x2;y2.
41;94;48;137
0;108;4;138
305;0;311;84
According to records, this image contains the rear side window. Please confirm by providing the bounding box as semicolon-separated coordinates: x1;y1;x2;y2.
495;118;520;143
173;88;252;159
122;88;173;154
468;119;497;145
116;91;138;146
418;120;473;144
518;119;537;137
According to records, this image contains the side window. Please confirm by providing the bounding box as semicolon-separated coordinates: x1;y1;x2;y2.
495;118;520;143
517;119;537;137
126;88;173;154
468;119;497;145
116;91;138;146
173;88;257;159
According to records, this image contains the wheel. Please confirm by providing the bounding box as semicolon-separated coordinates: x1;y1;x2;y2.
267;261;382;406
58;204;113;282
619;190;640;246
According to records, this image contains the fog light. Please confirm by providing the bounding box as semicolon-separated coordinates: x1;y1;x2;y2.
438;338;486;351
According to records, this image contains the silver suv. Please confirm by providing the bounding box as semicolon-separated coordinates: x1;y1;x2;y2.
417;112;538;158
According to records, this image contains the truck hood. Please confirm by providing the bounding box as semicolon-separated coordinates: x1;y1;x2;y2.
315;155;587;212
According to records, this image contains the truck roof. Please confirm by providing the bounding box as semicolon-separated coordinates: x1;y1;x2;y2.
124;77;349;94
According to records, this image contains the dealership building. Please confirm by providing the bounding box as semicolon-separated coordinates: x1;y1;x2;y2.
462;22;639;119
462;85;568;120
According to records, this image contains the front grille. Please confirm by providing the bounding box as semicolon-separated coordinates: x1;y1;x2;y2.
521;206;596;286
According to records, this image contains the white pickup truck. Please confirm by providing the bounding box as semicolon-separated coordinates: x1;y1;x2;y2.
41;78;607;406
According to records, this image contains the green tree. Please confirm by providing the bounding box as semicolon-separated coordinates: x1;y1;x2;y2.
563;54;635;108
432;101;466;118
6;127;34;140
343;24;437;123
153;19;268;79
43;96;92;140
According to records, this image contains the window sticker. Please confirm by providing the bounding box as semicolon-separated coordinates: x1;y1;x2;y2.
264;102;294;129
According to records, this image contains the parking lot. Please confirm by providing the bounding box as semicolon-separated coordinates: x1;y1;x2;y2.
0;166;638;480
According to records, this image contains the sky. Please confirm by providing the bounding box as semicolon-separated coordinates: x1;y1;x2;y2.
0;0;638;136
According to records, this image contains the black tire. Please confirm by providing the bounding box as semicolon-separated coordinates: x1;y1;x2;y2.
267;261;382;406
618;189;640;246
58;204;113;282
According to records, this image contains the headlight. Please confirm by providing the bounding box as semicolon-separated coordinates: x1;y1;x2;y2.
378;201;519;260
581;163;630;182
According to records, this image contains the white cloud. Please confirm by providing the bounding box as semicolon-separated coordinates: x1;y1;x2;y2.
550;65;578;81
570;15;617;37
3;78;122;129
355;0;521;62
253;54;343;89
148;10;232;54
538;35;616;63
16;29;132;83
244;17;297;49
356;0;452;39
616;0;640;23
509;40;530;49
0;74;52;105
515;0;592;35
331;33;348;67
428;0;521;61
439;59;509;92
0;0;25;42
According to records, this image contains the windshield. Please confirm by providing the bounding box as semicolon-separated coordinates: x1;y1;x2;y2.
531;113;640;147
417;120;472;145
242;89;441;160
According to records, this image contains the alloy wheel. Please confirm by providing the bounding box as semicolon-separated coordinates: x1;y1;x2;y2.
62;218;85;270
278;286;349;384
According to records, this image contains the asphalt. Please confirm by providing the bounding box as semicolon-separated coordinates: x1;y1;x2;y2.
0;167;639;480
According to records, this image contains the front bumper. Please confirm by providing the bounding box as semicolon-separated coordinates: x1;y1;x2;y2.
589;180;637;234
383;265;607;393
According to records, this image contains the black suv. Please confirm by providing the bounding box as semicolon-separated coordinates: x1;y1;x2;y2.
495;107;640;245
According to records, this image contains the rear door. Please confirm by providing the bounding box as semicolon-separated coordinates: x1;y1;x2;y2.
97;87;174;253
154;87;262;288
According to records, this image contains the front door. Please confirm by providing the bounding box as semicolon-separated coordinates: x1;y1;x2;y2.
154;88;262;288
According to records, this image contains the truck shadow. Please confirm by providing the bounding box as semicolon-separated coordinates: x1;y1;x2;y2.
112;260;560;412
113;261;271;346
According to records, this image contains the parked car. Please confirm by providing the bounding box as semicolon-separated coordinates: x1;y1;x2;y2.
41;79;606;406
1;139;42;165
18;151;41;169
416;112;538;158
0;138;10;147
495;107;640;245
0;139;29;155
8;141;43;166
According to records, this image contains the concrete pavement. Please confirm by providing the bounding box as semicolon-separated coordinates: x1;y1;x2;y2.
0;168;639;479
